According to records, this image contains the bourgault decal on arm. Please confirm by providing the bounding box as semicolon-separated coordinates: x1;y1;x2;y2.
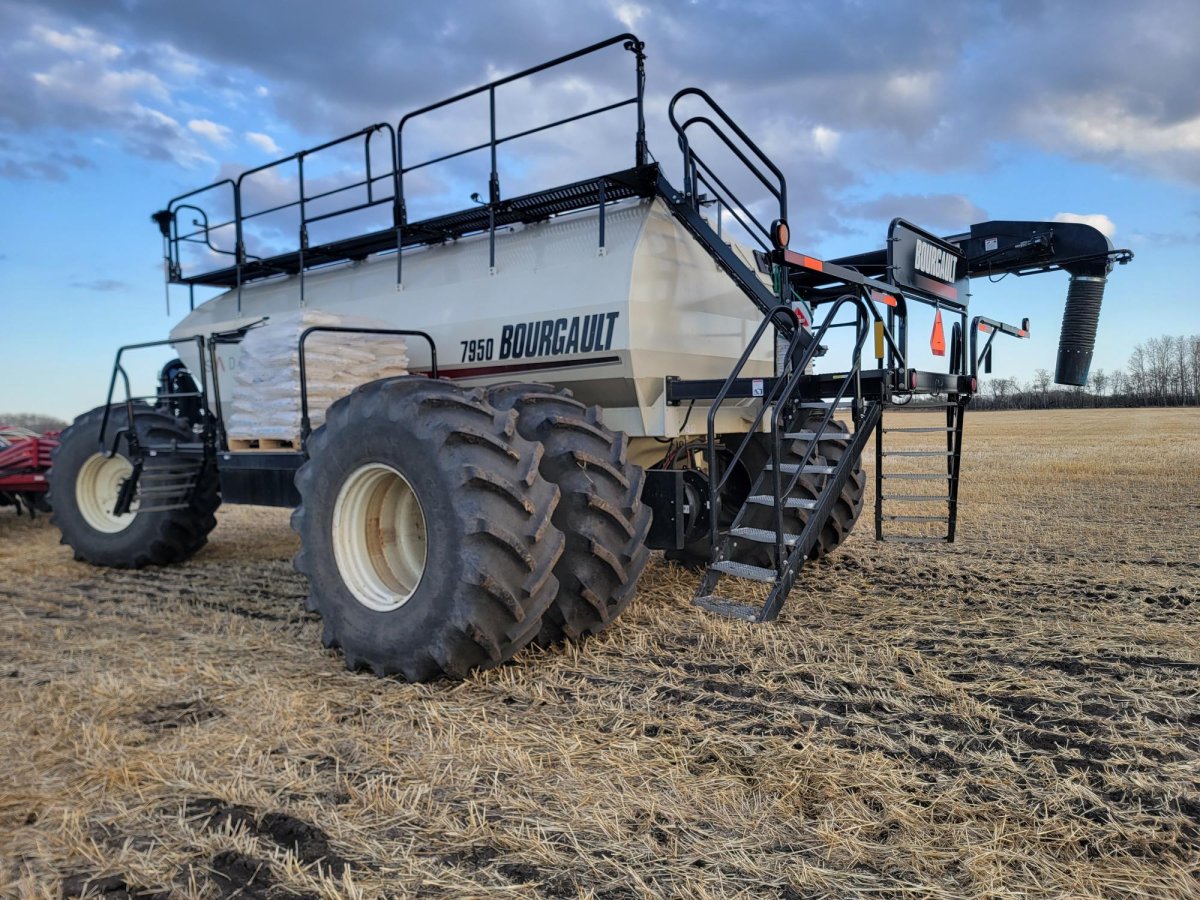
914;239;958;283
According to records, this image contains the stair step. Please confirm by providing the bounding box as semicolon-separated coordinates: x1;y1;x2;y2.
797;401;851;409
882;515;949;522
882;450;953;457
693;595;762;622
730;526;798;546
881;473;953;480
765;463;836;475
782;431;827;441
883;427;954;433
882;494;952;502
879;536;950;544
711;560;777;583
747;495;818;510
134;502;192;513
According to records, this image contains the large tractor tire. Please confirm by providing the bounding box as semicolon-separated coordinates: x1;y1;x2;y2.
49;404;220;568
664;417;865;569
486;383;652;644
291;377;565;681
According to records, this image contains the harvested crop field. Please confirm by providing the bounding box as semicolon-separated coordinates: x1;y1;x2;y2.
1;407;1198;899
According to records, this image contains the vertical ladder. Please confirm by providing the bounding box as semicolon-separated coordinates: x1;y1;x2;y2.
874;397;968;543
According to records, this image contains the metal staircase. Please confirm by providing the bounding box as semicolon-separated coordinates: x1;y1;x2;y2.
689;290;885;623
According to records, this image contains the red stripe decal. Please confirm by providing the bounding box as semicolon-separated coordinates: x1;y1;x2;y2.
913;274;958;301
415;355;621;380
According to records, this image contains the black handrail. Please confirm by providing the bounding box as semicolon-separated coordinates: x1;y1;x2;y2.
162;125;400;309
668;88;787;247
704;304;798;545
297;326;439;449
99;335;209;459
395;33;646;284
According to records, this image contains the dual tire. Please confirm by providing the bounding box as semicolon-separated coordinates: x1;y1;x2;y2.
291;377;651;681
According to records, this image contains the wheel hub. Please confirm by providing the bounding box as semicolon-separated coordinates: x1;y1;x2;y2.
76;453;138;533
332;463;428;612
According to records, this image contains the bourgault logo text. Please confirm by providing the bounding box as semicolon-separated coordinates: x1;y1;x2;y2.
914;239;958;283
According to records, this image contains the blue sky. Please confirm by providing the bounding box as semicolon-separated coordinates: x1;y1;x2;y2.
1;0;1197;419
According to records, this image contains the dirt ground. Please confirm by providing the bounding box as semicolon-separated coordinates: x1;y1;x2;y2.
1;407;1198;899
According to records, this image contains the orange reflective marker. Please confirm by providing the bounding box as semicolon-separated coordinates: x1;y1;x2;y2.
930;308;946;356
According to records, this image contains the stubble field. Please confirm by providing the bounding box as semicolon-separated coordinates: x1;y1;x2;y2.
1;407;1198;899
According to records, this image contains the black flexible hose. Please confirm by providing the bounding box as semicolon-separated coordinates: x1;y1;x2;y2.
1055;275;1105;386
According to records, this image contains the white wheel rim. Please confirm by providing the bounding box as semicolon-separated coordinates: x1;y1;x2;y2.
76;453;138;533
332;463;428;612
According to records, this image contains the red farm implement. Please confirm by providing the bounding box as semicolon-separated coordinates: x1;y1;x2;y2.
0;426;59;516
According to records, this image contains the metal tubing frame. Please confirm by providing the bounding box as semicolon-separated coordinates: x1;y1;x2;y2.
163;126;400;311
969;315;1029;376
667;88;787;233
395;33;646;286
297;326;440;449
99;335;210;459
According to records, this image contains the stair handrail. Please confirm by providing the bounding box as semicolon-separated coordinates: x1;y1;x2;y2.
668;88;787;248
762;293;875;564
704;304;799;542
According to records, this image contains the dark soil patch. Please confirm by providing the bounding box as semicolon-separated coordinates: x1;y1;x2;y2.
136;699;222;731
259;811;347;876
208;849;276;899
61;872;167;899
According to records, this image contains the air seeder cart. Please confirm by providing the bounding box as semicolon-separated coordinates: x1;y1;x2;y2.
49;35;1131;680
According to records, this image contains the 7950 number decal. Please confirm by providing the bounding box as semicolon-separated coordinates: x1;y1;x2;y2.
460;338;495;363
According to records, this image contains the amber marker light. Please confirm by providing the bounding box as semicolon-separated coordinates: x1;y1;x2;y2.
770;219;790;249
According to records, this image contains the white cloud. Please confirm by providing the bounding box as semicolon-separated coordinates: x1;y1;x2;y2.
811;125;840;157
187;118;232;146
1053;212;1116;237
613;3;648;30
245;131;282;154
32;62;168;109
31;25;122;61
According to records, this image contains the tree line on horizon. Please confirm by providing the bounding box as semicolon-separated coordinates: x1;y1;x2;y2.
973;334;1200;411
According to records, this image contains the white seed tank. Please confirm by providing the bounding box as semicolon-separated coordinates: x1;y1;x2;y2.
171;196;776;439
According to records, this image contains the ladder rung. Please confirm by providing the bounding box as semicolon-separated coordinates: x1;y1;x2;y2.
882;495;952;502
765;463;836;475
747;495;818;510
136;486;194;497
883;427;954;433
782;431;826;441
881;473;952;480
883;515;949;522
692;596;762;622
711;560;776;583
797;401;851;409
134;503;191;513
730;526;798;546
881;450;953;457
879;536;949;544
